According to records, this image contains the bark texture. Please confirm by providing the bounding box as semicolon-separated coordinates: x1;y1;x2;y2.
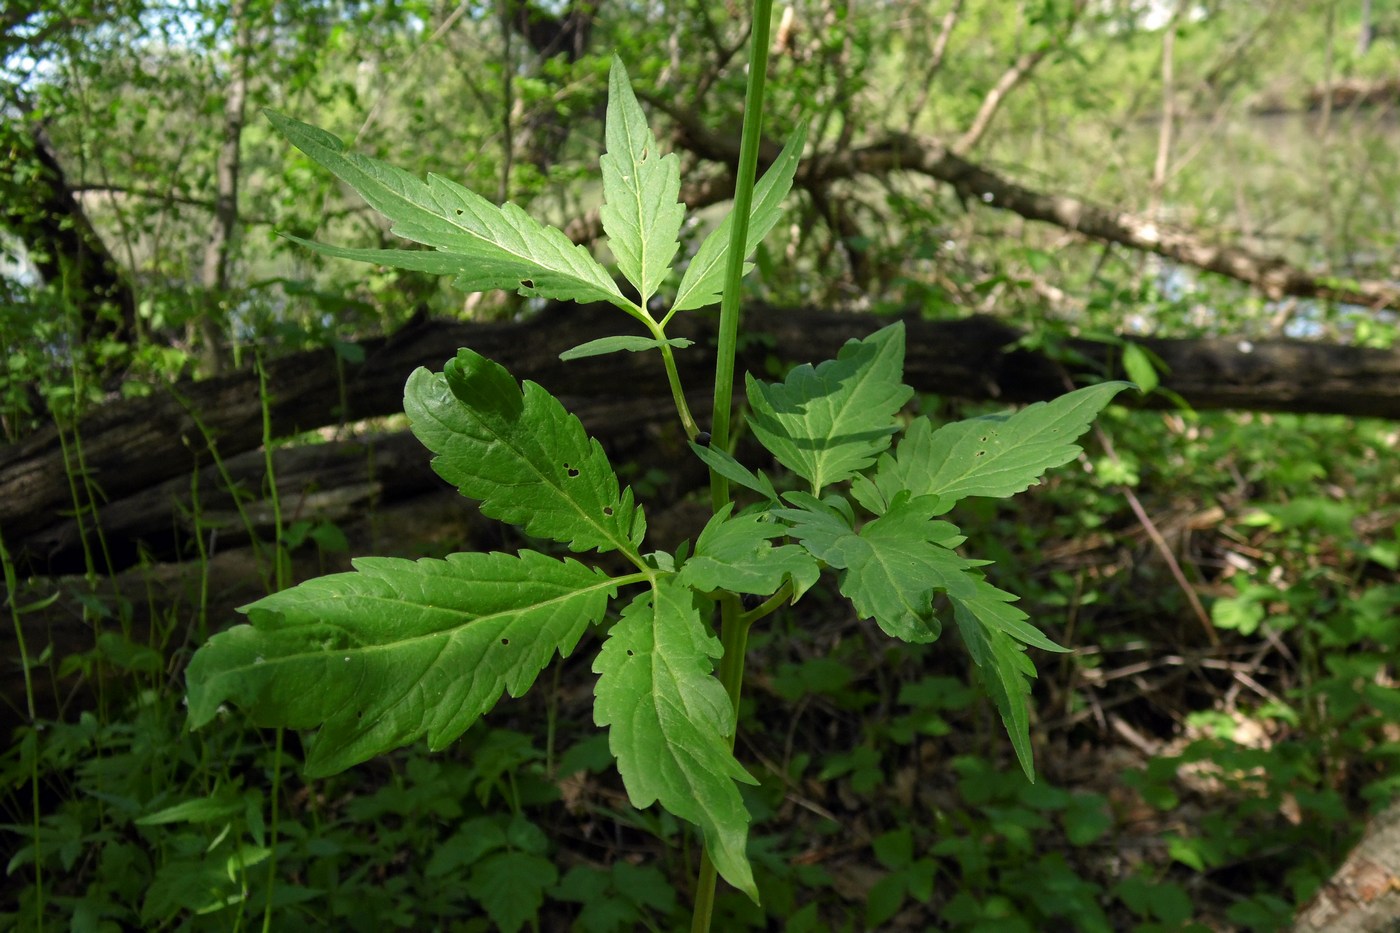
1293;798;1400;933
4;303;1399;577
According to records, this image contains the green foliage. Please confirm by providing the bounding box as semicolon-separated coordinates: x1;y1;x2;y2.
404;347;646;554
746;322;913;494
594;577;759;899
186;551;616;777
10;6;1400;932
184;56;1128;913
599;59;685;305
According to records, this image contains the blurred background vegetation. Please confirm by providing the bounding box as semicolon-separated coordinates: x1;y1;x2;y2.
1;0;1398;929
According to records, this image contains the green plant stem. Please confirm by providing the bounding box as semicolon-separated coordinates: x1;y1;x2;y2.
693;1;775;928
657;340;701;440
256;354;286;933
708;0;776;515
0;527;41;931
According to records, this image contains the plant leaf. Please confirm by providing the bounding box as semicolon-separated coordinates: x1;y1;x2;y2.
688;443;779;502
593;579;758;902
599;57;685;304
267;111;625;306
678;503;820;600
467;851;559;933
1121;343;1160;394
781;493;963;643
672;121;809;313
862;382;1133;513
185;551;616;777
778;489;1062;776
746;323;912;493
404;348;646;555
559;335;693;362
954;602;1042;782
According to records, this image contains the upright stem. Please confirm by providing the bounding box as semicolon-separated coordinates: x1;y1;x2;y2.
709;0;775;514
693;1;775;929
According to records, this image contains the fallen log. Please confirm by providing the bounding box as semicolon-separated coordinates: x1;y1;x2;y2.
5;303;1399;576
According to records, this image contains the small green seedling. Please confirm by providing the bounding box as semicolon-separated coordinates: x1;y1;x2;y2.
185;53;1129;926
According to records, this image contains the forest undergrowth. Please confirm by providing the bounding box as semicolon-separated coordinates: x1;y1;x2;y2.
3;398;1397;931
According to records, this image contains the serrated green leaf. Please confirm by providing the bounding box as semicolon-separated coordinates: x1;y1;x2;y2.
267;111;625;306
672;121;809;314
780;493;961;643
865;381;1133;513
778;490;1062;764
467;851;559;933
559;335;693;361
678;503;820;600
747;323;912;494
404;349;645;555
185;551;616;777
599;57;685;304
593;579;758;902
954;602;1041;781
689;443;779;502
771;495;856;566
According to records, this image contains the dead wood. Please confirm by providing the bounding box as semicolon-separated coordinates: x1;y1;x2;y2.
648;105;1400;313
4;303;1399;578
1292;797;1400;932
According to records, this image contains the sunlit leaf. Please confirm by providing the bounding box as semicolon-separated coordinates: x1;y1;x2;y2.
954;603;1041;781
779;492;964;643
267;111;625;306
688;443;779;502
861;382;1133;513
778;490;1063;778
678;503;820;599
747;323;912;493
404;348;645;555
672;121;809;313
1121;343;1159;394
185;551;617;777
599;57;685;304
559;335;693;361
593;579;758;901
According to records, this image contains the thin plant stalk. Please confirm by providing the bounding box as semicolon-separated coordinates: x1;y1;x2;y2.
0;527;42;931
256;354;287;931
693;0;776;928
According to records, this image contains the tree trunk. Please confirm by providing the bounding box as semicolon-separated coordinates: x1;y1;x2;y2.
0;110;137;347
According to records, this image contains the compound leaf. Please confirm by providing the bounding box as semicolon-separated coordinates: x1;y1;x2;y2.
599;57;685;304
672;121;808;314
747;323;912;494
781;493;962;644
593;579;758;902
778;490;1063;780
267;111;625;307
679;503;820;600
404;348;645;556
185;551;616;777
862;382;1133;514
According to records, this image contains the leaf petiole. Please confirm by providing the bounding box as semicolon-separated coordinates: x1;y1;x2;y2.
736;581;794;628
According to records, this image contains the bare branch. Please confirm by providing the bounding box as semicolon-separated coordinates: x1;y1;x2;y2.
654;105;1400;313
903;0;964;132
952;45;1049;156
